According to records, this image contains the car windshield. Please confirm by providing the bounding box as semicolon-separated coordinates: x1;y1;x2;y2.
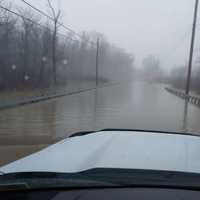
0;0;200;188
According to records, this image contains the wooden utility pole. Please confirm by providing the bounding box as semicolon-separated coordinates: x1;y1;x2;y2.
186;0;199;96
47;0;61;85
96;38;100;87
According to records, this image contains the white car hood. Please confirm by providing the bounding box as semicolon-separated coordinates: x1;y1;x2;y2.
1;131;200;174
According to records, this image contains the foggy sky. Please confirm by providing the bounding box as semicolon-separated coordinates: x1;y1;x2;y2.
11;0;200;71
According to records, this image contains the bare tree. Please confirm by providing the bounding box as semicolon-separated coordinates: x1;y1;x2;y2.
39;22;52;86
47;0;61;85
0;2;135;91
0;2;17;88
19;9;37;85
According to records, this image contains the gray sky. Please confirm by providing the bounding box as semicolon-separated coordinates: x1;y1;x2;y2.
12;0;200;71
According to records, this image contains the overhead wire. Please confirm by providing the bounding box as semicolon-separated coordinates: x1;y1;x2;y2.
162;23;200;67
20;0;96;46
0;4;81;43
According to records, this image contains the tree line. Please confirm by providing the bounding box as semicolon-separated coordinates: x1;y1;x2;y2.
0;1;134;90
168;65;200;93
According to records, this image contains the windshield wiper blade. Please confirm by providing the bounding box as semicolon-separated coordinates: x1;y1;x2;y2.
0;183;29;192
1;168;200;191
65;168;200;189
0;171;119;191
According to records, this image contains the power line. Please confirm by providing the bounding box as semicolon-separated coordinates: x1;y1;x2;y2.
163;24;195;64
20;0;96;46
0;4;80;43
172;19;200;52
0;4;44;27
20;0;78;35
165;21;200;63
162;23;200;73
172;28;191;52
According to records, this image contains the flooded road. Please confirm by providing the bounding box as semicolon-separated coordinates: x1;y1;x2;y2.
1;81;200;166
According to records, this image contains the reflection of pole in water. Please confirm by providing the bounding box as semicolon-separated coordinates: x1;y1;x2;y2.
182;99;189;133
183;100;189;170
93;88;98;130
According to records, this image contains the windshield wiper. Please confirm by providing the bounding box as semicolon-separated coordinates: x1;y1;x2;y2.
1;168;200;191
0;183;29;191
0;170;118;191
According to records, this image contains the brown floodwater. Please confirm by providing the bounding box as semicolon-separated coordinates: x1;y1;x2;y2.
1;81;200;166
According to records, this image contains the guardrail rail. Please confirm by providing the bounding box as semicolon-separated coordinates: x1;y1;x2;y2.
165;87;200;106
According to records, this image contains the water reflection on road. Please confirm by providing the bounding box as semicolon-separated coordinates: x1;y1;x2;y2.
1;81;200;165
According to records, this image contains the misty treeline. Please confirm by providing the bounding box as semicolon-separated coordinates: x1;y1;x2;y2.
135;55;164;82
0;1;134;90
168;65;200;92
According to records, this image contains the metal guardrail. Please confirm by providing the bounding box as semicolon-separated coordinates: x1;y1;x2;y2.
165;87;200;106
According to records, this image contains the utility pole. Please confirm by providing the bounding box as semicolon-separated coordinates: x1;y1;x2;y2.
186;0;199;96
96;38;100;87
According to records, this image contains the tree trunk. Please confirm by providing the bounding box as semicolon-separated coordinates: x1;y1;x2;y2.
52;22;57;84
